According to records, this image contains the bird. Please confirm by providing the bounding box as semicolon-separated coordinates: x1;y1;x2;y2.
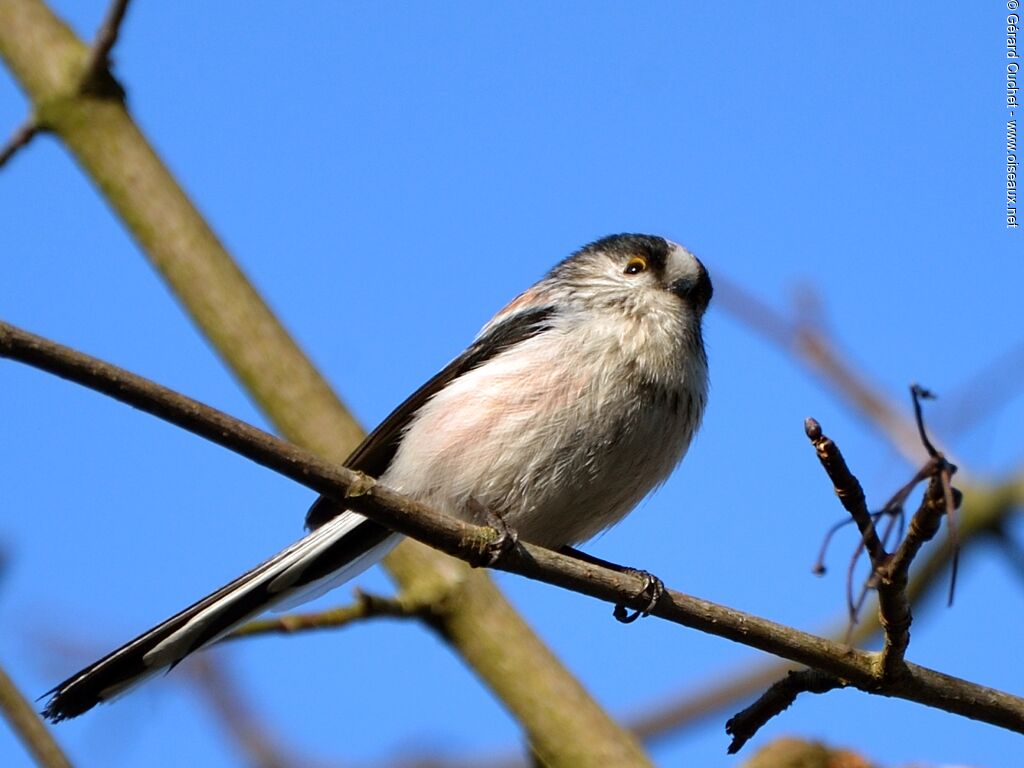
42;233;712;722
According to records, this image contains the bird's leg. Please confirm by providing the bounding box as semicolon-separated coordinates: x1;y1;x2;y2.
467;499;519;566
559;546;665;623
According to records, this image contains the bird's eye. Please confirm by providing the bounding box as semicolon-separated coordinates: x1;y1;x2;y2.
624;256;648;275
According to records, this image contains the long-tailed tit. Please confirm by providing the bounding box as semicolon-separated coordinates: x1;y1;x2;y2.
43;233;712;722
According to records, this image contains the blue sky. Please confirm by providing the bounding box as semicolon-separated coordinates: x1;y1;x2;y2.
1;3;1022;766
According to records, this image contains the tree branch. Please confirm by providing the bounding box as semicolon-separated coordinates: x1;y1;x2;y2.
226;590;430;641
185;656;301;768
717;277;939;466
0;661;71;768
720;415;964;747
740;737;873;768
3;319;1024;738
725;670;845;754
80;0;131;90
624;471;1024;747
0;117;39;169
805;408;964;676
804;418;887;566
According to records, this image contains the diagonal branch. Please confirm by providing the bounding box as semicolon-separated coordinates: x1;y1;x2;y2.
0;661;71;768
185;656;301;768
4;319;1024;737
717;277;938;466
0;117;39;169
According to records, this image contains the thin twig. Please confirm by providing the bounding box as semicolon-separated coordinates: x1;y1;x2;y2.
725;669;844;754
0;118;39;169
910;384;939;457
900;386;962;606
225;590;428;641
941;463;961;606
0;661;72;768
876;476;949;676
80;0;132;90
3;320;1024;738
809;395;961;677
804;418;887;566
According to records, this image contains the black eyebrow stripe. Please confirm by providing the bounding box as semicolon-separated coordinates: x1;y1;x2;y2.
304;305;557;529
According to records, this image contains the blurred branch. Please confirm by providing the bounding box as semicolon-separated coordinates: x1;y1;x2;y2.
226;590;430;641
740;737;875;768
0;117;39;169
939;338;1024;437
4;320;1024;740
0;0;132;172
0;2;652;765
80;0;131;90
187;656;293;768
717;276;934;466
629;661;800;744
0;661;71;768
990;524;1024;585
0;0;364;455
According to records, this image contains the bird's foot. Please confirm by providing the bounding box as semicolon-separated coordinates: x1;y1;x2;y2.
612;569;665;624
558;546;664;623
468;500;519;567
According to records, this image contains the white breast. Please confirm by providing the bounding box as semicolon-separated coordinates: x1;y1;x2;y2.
381;311;707;548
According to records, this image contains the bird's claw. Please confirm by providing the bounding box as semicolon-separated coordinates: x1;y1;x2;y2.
613;569;664;624
470;500;519;567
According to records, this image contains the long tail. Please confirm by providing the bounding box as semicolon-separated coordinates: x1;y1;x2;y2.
42;512;399;722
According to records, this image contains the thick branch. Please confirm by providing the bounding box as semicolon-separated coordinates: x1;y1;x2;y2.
4;320;1024;737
